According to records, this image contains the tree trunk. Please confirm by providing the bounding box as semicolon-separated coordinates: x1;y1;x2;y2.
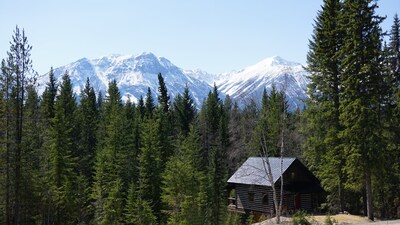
271;184;280;224
365;167;374;221
14;87;23;225
339;179;345;212
362;187;367;216
6;129;10;225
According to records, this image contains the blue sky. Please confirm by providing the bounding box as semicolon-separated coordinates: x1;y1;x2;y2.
0;1;398;75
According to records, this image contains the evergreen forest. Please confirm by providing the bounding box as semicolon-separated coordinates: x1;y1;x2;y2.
1;0;399;224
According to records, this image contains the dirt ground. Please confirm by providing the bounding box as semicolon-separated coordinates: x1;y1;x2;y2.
254;214;400;225
310;214;369;224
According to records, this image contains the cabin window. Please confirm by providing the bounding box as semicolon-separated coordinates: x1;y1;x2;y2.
262;194;269;205
248;192;254;202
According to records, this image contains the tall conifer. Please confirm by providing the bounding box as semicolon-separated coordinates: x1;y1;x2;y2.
304;0;346;211
0;26;35;224
157;73;170;113
92;80;128;224
145;88;155;118
137;117;163;220
174;84;196;136
49;72;81;224
78;78;98;184
339;0;385;220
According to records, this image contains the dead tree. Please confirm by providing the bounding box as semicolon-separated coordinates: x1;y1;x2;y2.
260;77;288;224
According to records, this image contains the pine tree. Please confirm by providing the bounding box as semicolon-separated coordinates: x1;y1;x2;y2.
206;85;222;135
124;184;157;225
241;98;259;157
157;73;170;113
97;91;104;115
49;71;80;224
78;78;98;184
252;87;288;157
145;87;155;118
339;0;385;220
0;26;35;224
199;85;229;224
173;84;196;136
266;86;287;156
41;67;57;122
123;98;139;185
92;80;129;224
161;128;207;225
137;117;163;220
389;14;400;84
0;58;12;225
38;67;58;224
304;0;347;212
20;86;42;223
226;99;245;175
137;95;145;118
380;14;400;218
156;73;174;160
75;78;98;222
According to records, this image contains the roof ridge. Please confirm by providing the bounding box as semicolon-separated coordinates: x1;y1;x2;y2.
248;156;297;159
228;156;297;186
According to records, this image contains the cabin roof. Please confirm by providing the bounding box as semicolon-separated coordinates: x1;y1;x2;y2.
227;157;296;186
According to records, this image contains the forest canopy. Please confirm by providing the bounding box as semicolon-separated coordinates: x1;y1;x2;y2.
0;0;399;224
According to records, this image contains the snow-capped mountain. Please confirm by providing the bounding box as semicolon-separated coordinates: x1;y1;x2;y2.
37;52;213;106
215;56;308;110
37;53;309;110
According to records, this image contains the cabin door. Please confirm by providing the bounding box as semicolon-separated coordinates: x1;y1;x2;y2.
294;193;301;209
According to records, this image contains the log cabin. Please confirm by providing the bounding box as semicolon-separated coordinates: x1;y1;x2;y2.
227;157;324;219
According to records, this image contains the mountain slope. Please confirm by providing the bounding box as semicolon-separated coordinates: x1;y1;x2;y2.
37;53;308;110
215;56;308;110
37;52;213;106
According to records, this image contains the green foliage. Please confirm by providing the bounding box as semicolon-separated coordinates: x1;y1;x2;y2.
339;1;384;220
304;0;346;212
125;184;157;225
2;14;400;223
145;87;155;118
292;210;311;225
198;85;230;225
20;86;42;223
162;127;207;225
41;67;58;121
0;25;36;224
245;213;254;225
137;95;145;118
162;154;206;224
157;73;170;113
173;85;196;136
254;86;288;157
324;215;337;225
77;78;98;184
205;85;222;134
303;1;397;219
224;212;240;225
137;117;163;219
101;178;124;224
49;72;82;224
92;80;130;224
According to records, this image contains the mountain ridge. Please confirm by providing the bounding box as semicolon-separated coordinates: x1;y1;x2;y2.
37;52;309;109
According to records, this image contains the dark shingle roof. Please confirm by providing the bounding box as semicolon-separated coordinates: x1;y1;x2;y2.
227;157;296;186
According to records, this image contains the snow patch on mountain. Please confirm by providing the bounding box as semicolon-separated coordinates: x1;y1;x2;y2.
37;53;309;110
37;52;213;107
215;56;308;110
